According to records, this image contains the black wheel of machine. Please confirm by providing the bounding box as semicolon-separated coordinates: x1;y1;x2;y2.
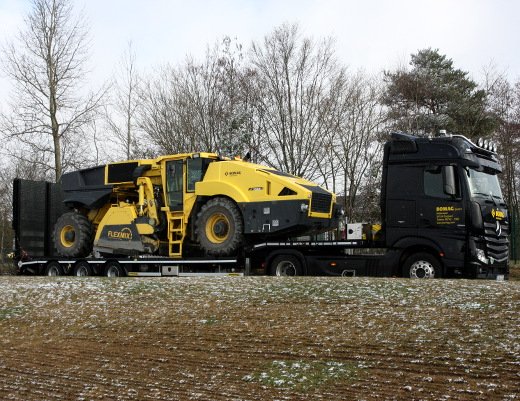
104;261;125;277
270;255;303;276
53;211;93;257
402;252;442;279
195;197;243;256
44;261;64;276
73;261;92;277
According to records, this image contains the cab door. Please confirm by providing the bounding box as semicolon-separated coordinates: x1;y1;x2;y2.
418;165;466;263
166;160;184;211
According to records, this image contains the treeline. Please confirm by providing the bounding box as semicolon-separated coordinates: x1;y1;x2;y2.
1;0;520;264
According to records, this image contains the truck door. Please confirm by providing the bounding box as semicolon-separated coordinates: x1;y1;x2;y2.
418;165;466;264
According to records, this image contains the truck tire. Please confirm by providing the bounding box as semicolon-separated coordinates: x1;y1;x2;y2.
402;252;441;279
195;197;243;256
73;261;92;276
45;261;63;276
53;212;93;257
104;261;125;277
270;255;303;276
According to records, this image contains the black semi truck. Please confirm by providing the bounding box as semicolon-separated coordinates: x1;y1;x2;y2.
13;132;509;279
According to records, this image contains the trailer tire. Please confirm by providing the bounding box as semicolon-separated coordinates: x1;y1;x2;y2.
104;261;125;277
402;252;441;279
45;261;63;276
196;197;243;256
270;255;303;276
73;261;92;277
53;212;93;257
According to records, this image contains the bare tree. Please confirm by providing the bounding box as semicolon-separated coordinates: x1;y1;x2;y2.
1;0;103;181
335;72;386;221
139;37;253;157
104;42;143;160
248;23;344;180
0;166;14;267
484;68;520;208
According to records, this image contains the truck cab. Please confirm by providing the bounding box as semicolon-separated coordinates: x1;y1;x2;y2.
382;132;509;278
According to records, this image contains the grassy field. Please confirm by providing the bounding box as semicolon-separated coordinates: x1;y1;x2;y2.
0;276;518;400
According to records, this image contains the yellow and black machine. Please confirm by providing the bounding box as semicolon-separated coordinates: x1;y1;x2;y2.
53;153;338;260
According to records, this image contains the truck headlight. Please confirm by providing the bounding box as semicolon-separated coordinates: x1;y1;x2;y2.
476;248;488;264
300;203;309;213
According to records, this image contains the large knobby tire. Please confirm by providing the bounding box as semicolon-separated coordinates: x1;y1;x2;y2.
402;252;442;279
53;212;93;257
195;197;243;256
270;255;303;276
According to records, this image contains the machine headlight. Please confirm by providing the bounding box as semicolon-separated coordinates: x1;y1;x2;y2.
476;248;488;264
300;203;309;213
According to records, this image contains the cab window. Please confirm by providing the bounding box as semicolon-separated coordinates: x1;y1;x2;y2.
424;166;458;199
166;160;183;210
186;157;213;192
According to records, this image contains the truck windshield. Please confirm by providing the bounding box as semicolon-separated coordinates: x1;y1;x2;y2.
466;168;504;200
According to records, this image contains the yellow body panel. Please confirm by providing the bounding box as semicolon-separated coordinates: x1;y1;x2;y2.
93;152;336;257
94;203;137;242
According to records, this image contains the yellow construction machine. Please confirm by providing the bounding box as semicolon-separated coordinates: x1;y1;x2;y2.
53;153;338;258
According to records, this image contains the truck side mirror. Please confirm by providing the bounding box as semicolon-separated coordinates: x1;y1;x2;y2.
442;166;457;196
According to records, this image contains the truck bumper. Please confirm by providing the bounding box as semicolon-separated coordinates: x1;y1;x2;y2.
467;261;509;280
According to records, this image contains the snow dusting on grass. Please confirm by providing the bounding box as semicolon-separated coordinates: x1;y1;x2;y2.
0;276;518;400
243;359;360;390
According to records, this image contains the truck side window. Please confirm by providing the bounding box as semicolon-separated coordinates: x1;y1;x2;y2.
424;167;458;199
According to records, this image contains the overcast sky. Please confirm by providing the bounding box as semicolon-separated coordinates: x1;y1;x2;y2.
0;0;519;109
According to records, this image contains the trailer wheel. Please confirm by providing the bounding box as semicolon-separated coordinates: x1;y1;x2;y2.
45;261;63;276
73;261;92;277
53;212;93;257
104;261;125;277
270;255;303;276
195;197;243;256
402;252;441;279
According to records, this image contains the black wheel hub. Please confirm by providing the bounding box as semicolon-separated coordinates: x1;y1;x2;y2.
213;221;228;237
64;231;75;243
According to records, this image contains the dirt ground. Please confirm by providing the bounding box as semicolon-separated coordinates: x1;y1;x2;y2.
0;276;518;401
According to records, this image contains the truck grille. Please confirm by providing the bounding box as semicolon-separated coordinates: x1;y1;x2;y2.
484;221;509;261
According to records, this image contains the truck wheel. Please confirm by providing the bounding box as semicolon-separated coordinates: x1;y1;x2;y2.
53;212;93;257
73;261;92;276
45;261;63;276
270;255;303;276
104;261;125;277
196;197;243;256
402;252;441;279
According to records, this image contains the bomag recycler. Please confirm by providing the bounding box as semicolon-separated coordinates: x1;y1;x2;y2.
53;153;338;259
